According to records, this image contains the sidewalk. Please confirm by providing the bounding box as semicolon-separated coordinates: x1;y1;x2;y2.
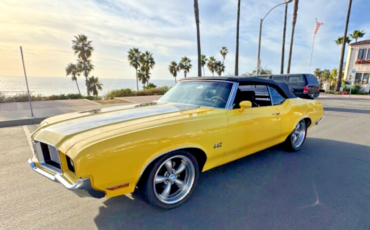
0;96;161;128
319;93;370;99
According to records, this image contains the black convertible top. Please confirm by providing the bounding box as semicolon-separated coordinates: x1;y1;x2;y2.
180;76;297;99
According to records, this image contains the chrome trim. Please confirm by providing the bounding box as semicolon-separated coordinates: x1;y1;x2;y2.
225;82;239;109
267;86;273;105
28;159;105;198
315;117;323;125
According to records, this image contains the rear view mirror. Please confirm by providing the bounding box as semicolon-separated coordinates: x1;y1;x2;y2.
239;101;252;112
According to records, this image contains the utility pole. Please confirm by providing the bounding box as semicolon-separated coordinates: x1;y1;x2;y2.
20;46;34;117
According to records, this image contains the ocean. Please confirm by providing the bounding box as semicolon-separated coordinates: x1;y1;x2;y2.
0;76;176;96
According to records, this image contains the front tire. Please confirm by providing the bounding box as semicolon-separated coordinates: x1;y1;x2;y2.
283;120;307;151
142;151;199;209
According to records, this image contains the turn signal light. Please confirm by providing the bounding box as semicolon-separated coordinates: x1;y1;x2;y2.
106;183;129;191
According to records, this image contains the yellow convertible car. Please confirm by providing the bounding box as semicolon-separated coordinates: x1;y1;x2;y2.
28;77;323;209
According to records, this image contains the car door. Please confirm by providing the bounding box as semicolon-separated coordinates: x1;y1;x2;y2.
222;86;281;165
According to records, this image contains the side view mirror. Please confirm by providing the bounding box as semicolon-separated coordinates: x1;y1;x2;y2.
239;101;252;112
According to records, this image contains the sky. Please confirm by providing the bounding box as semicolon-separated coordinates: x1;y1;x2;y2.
1;0;370;80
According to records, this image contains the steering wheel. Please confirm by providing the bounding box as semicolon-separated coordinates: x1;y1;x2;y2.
210;96;226;103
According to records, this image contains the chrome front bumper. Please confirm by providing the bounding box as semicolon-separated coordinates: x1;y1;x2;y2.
28;159;105;198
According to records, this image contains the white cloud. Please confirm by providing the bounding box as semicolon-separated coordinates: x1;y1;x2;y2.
0;0;368;80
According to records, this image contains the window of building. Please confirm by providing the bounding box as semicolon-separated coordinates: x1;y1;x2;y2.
363;73;369;84
367;49;370;59
358;49;367;59
355;73;363;83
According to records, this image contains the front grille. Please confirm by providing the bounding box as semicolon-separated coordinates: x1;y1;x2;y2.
33;141;61;173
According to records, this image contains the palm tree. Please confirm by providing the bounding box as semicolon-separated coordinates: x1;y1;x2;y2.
336;0;353;91
179;57;192;78
207;56;217;76
220;47;228;65
72;34;94;61
169;61;179;83
335;36;351;45
140;51;155;88
280;3;288;74
137;65;150;89
314;68;321;77
201;55;208;76
350;30;365;43
88;76;103;96
77;59;94;95
194;0;202;77
287;0;299;74
65;63;81;95
329;68;338;88
244;67;272;76
214;61;225;76
235;0;241;76
128;48;141;91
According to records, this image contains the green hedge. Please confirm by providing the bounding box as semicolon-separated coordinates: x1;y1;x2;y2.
0;93;99;103
104;86;170;100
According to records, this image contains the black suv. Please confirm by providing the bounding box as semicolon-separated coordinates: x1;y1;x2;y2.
255;74;320;99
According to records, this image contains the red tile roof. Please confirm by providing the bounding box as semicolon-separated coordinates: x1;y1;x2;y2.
351;40;370;46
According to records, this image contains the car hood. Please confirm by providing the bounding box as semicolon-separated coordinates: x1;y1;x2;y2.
31;102;205;153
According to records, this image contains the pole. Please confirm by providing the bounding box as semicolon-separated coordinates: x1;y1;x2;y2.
308;35;316;73
280;3;288;74
256;19;263;75
234;0;240;76
20;46;34;117
336;0;352;91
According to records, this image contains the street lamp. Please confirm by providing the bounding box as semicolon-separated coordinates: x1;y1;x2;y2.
256;0;293;75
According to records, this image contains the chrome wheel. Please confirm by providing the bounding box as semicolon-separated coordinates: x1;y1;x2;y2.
291;121;306;148
153;155;195;205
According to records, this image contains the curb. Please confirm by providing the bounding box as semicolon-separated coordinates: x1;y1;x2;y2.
0;117;46;128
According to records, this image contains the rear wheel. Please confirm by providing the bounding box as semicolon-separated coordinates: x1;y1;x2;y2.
283;120;307;151
142;151;199;209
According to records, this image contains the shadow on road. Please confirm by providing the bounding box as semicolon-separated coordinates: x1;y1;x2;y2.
94;138;370;230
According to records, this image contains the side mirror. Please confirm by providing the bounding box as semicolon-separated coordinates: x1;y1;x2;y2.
239;101;252;112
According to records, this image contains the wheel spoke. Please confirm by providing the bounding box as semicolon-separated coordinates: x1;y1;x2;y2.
161;183;171;197
164;160;173;173
295;123;300;131
155;176;167;184
175;179;185;189
175;162;186;175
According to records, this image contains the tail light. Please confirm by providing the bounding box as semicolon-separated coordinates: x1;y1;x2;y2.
303;85;308;94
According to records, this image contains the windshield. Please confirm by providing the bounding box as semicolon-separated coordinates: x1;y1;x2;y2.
159;81;233;108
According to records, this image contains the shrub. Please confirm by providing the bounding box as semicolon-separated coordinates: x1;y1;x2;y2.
104;86;170;100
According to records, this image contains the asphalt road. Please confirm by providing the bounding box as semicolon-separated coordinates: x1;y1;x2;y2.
1;97;370;230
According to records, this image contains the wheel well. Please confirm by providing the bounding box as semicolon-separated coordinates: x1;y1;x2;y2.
136;148;207;189
303;118;312;128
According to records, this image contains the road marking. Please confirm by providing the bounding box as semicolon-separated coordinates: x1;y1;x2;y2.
23;125;34;155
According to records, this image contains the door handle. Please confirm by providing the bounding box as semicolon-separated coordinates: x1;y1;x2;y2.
272;112;280;116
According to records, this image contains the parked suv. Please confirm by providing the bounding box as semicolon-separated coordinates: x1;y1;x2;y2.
255;74;320;99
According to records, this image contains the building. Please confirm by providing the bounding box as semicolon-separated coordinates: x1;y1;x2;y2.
344;40;370;85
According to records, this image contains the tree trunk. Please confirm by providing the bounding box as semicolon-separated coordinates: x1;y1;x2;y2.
194;0;202;77
336;0;352;91
185;71;187;78
203;66;205;76
85;76;90;96
234;0;240;76
135;68;139;91
75;78;81;95
287;0;299;74
175;77;177;83
280;3;288;74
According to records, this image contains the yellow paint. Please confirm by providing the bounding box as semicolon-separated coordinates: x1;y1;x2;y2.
29;99;323;198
